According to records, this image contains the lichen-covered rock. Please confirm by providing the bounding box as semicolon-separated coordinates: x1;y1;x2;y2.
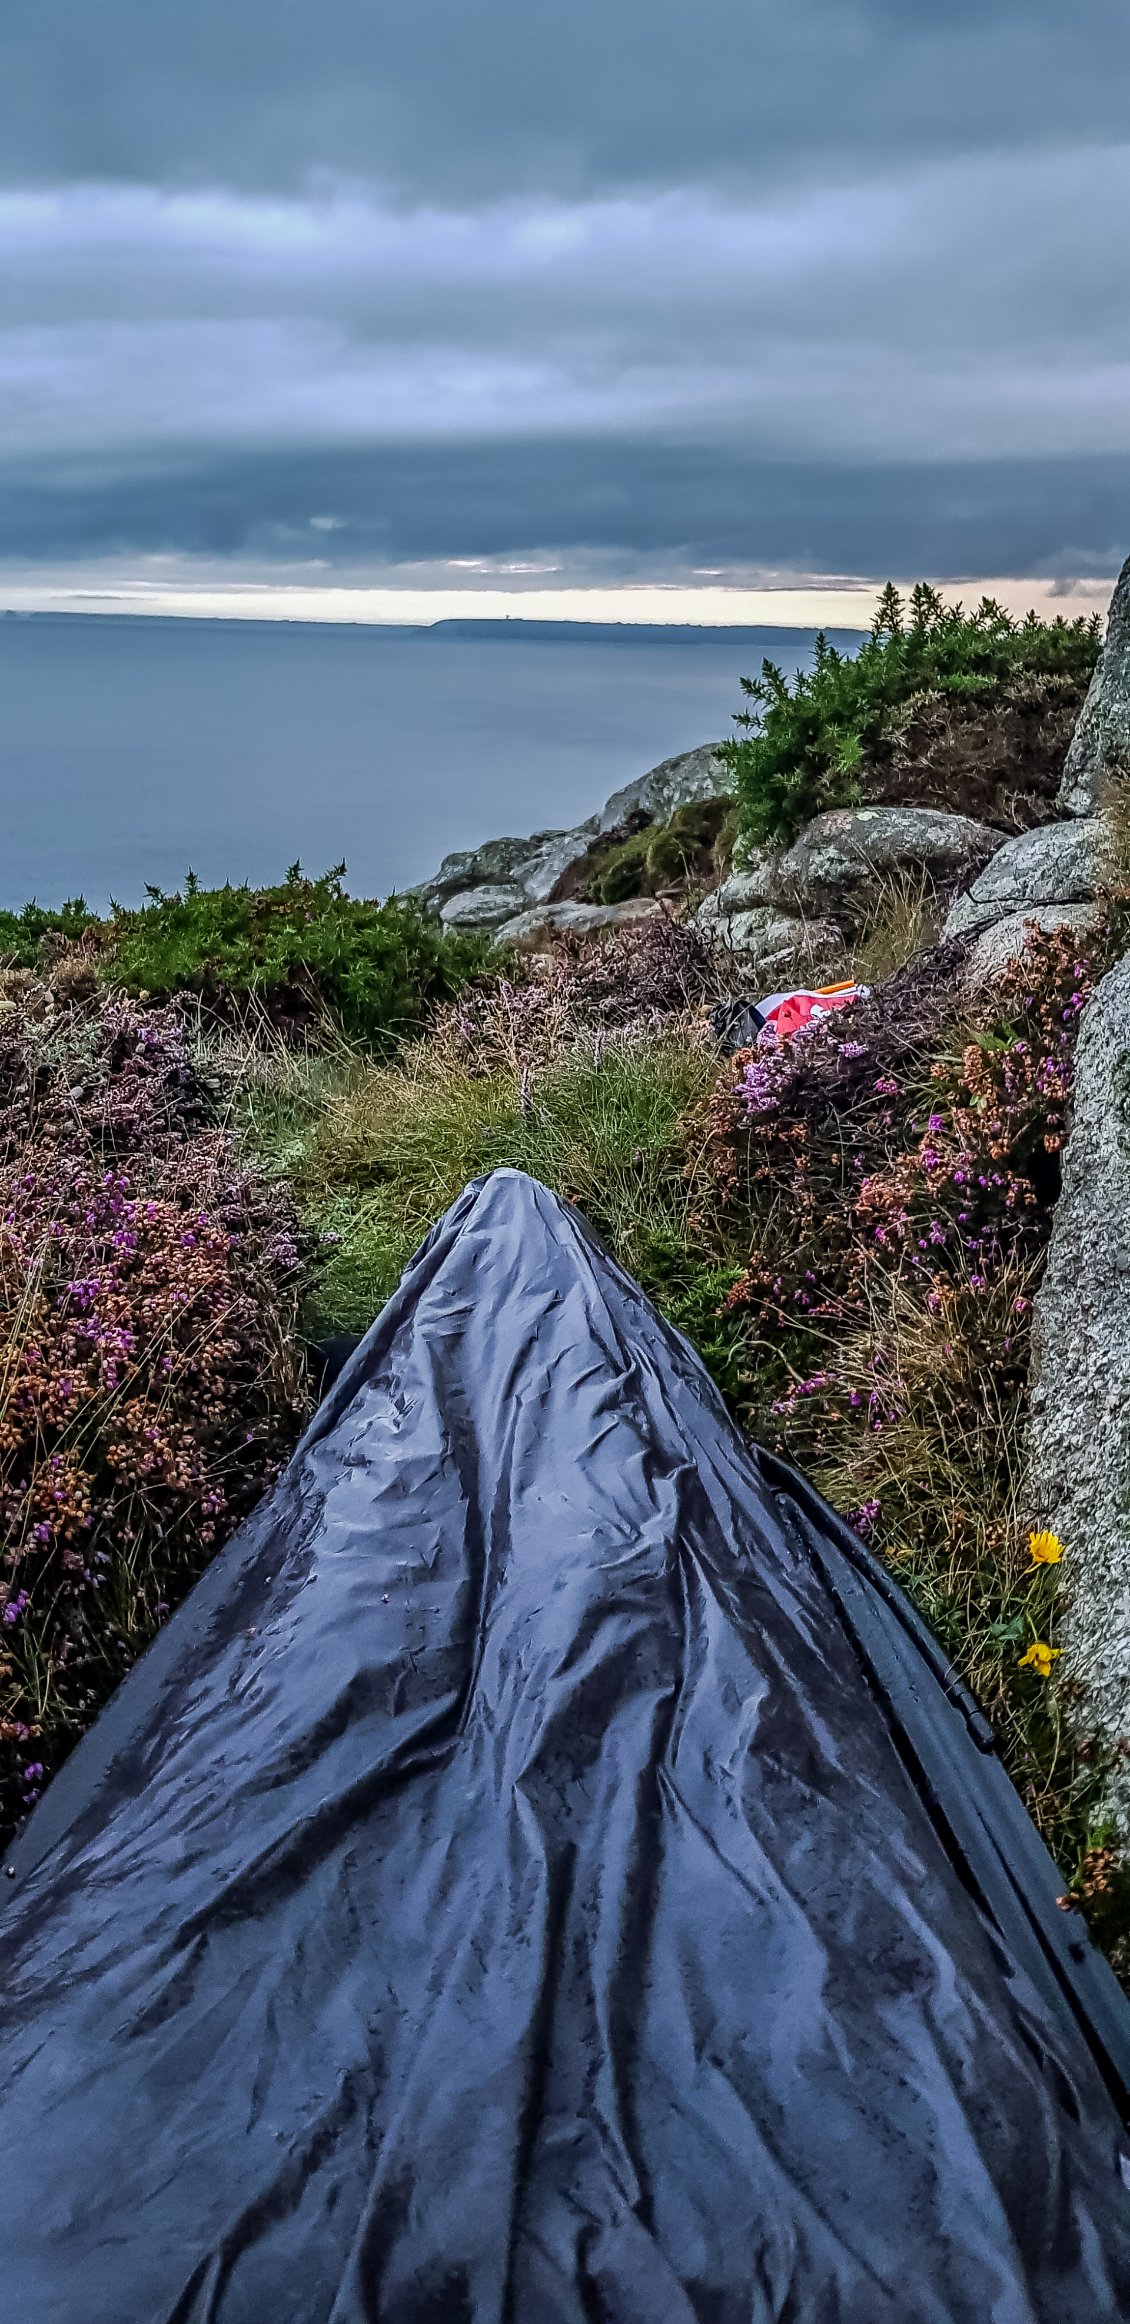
691;859;779;942
943;892;1006;941
597;744;730;833
963;902;1099;988
968;817;1105;907
714;907;847;981
439;883;528;929
713;851;782;915
516;829;602;904
494;897;662;949
416;824;599;913
423;836;550;899
943;819;1106;939
775;806;1000;928
689;891;726;945
1059;555;1130;815
1027;951;1130;1833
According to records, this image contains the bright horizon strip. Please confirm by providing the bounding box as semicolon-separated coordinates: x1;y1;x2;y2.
0;575;1116;628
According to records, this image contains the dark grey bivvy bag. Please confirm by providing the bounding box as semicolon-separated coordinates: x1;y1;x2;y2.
3;1169;1130;2322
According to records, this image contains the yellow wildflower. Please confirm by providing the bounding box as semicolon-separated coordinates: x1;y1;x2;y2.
1028;1529;1064;1565
1018;1641;1061;1678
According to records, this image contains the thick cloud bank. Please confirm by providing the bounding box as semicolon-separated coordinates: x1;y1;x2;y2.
1;1;1127;595
4;0;1128;202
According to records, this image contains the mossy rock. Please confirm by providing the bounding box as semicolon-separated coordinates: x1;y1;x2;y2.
592;830;654;904
584;797;735;905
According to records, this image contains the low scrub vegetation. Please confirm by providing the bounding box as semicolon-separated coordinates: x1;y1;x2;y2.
0;896;97;968
0;865;490;1053
242;915;725;1335
0;983;306;1840
722;583;1101;850
2;836;1127;1977
253;907;1126;1971
702;920;1130;1965
847;868;946;986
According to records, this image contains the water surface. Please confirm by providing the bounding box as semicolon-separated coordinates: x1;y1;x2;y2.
0;614;860;909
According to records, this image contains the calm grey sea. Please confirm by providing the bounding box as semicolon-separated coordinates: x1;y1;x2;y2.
0;615;860;911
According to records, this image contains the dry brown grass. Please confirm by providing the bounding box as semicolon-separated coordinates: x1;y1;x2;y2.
790;1246;1088;1849
849;869;946;986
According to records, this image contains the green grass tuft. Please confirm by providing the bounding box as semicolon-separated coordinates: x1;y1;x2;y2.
243;1023;719;1339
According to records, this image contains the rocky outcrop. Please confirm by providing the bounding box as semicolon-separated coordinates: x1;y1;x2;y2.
710;852;781;915
1027;952;1130;1832
943;819;1106;941
495;898;662;949
413;744;729;926
1059;555;1130;816
773;806;1000;929
597;744;728;832
694;895;846;983
417;706;1115;979
440;883;529;930
691;805;998;977
733;914;845;981
419;827;598;917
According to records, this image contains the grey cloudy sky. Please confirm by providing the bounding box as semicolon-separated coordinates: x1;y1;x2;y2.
2;0;1128;616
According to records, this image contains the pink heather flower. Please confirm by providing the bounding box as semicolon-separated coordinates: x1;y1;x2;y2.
847;1498;881;1537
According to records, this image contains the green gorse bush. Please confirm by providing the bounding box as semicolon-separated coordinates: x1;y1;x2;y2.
721;582;1101;850
0;896;95;967
107;864;491;1049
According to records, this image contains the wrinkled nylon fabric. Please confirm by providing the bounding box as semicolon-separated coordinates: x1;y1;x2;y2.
2;1169;1130;2323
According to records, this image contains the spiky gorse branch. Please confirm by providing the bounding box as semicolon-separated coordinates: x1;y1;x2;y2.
720;581;1102;848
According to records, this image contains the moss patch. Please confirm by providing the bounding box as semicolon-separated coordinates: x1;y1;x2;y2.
555;796;736;906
